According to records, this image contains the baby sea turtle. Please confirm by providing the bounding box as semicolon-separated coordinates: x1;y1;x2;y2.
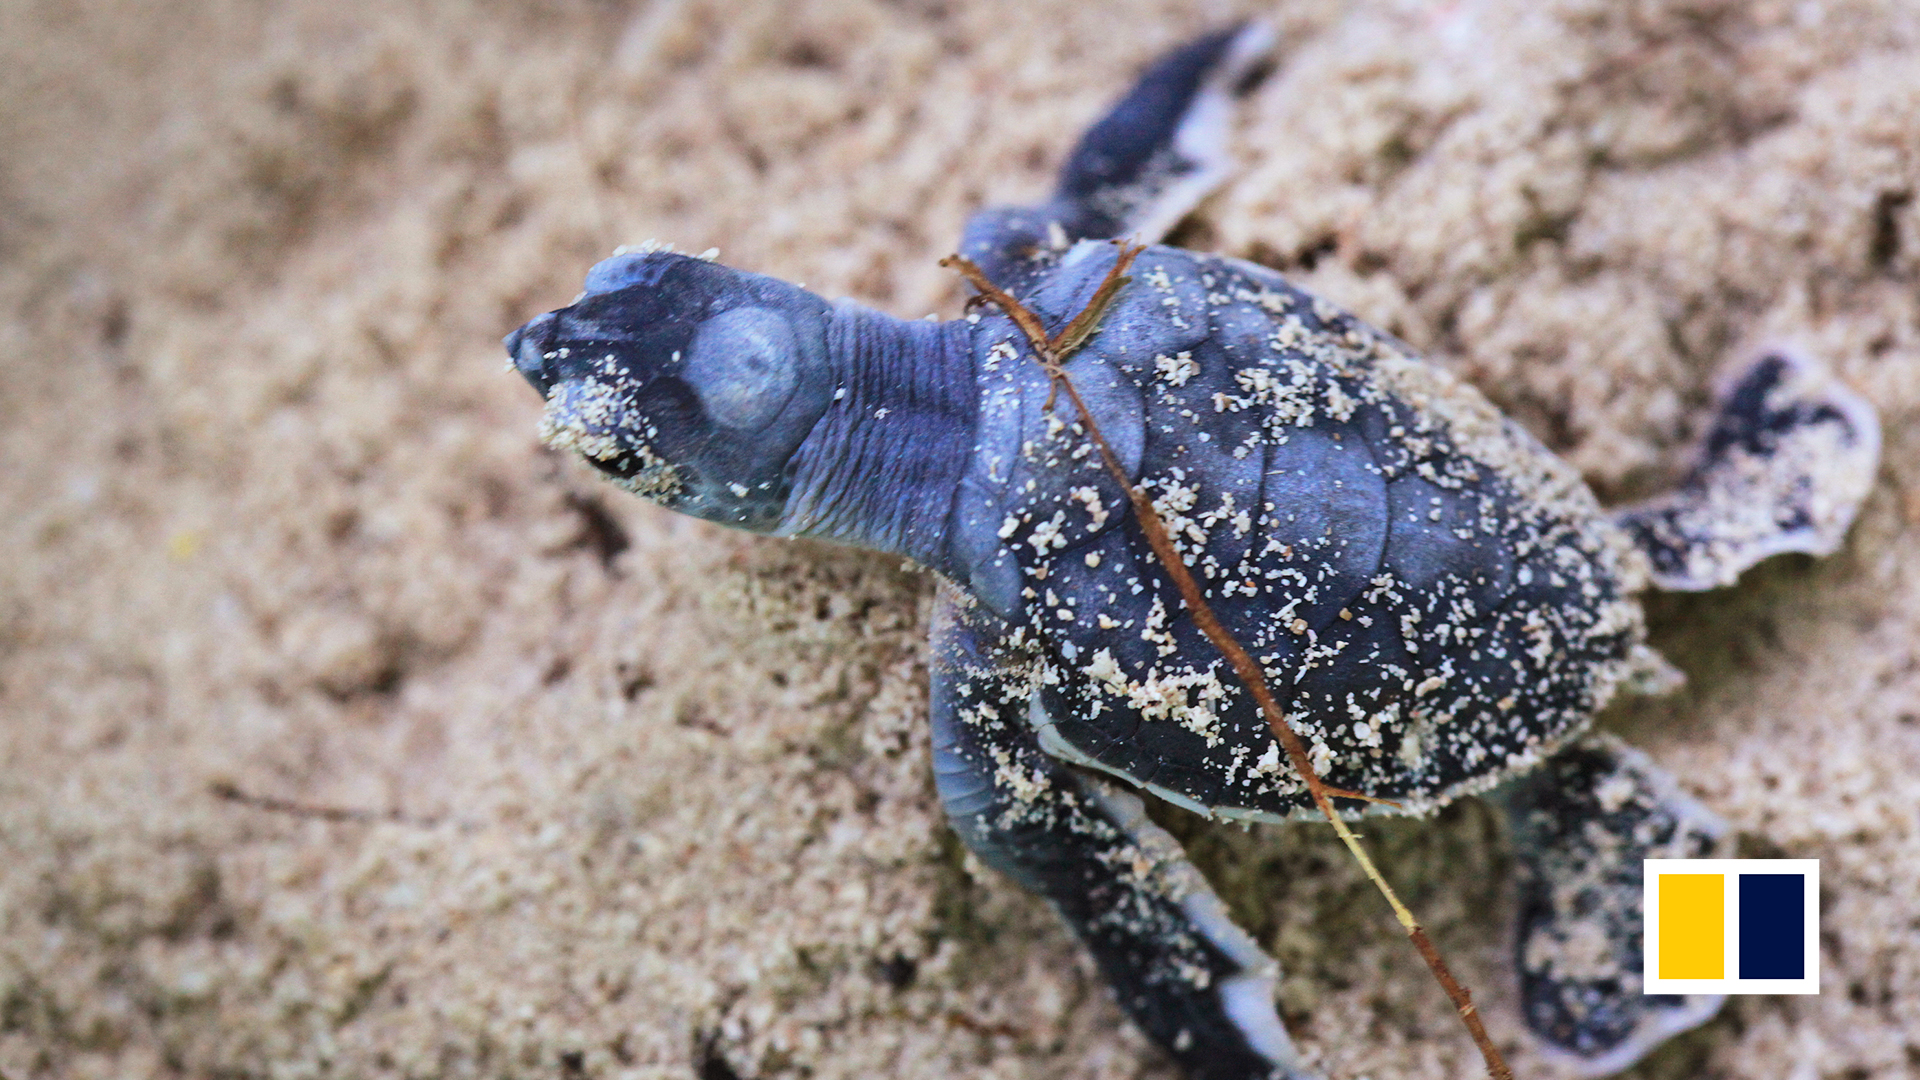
504;24;1879;1079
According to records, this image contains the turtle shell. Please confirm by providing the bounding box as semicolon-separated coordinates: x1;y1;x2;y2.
957;242;1650;820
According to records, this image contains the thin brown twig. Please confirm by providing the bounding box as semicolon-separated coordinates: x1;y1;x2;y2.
942;241;1512;1080
210;780;442;827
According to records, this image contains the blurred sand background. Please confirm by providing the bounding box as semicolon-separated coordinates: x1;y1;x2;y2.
4;0;1919;1077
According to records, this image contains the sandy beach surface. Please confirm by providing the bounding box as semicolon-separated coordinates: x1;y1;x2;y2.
4;1;1918;1077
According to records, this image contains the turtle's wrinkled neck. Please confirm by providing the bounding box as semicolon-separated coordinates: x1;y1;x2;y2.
778;303;977;574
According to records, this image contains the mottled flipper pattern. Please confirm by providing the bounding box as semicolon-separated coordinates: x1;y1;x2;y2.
1488;735;1729;1077
930;584;1314;1080
958;21;1273;291
1618;349;1880;591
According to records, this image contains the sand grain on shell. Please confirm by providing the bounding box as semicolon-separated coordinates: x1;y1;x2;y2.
3;1;1919;1079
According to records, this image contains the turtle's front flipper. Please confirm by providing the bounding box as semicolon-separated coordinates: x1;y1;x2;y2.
1617;349;1880;591
930;583;1315;1080
958;22;1274;289
1486;735;1729;1077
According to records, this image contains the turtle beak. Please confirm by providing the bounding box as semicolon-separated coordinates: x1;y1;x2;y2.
505;311;559;396
536;376;626;464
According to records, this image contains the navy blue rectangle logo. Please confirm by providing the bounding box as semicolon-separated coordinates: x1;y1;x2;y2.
1738;873;1806;980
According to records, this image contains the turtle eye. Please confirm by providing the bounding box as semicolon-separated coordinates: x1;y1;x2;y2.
682;306;800;432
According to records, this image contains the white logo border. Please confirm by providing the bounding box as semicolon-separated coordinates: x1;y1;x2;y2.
1643;858;1819;996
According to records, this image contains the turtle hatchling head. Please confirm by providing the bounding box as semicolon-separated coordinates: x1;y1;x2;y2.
505;249;837;531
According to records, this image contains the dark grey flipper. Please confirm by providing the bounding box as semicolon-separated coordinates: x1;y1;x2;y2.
929;583;1314;1080
1487;735;1728;1078
958;22;1274;291
1617;349;1880;591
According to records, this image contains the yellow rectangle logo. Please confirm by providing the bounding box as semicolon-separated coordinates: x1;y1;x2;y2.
1657;873;1725;979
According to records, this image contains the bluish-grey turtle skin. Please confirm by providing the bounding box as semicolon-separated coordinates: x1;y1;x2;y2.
505;23;1879;1080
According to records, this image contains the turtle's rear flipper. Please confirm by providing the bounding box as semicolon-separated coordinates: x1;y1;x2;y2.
1487;735;1729;1077
959;22;1274;288
1617;349;1880;591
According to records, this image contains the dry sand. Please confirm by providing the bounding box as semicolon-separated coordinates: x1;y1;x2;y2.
3;1;1918;1077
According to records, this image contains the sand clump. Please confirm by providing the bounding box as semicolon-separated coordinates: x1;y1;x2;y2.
2;1;1918;1078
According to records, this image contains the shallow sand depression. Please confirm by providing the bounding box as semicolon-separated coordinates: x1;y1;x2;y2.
3;1;1919;1078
